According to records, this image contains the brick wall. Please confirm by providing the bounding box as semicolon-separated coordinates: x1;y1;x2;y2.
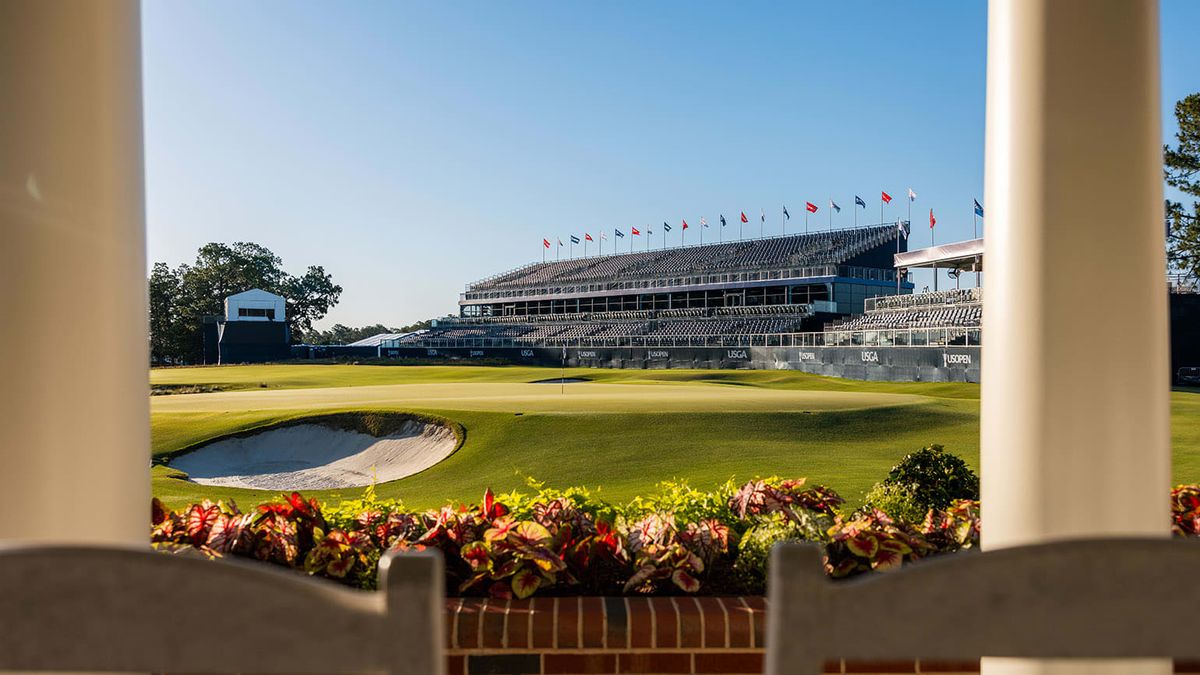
444;596;983;675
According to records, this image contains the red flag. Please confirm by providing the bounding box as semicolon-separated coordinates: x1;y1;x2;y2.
632;227;640;236
740;211;749;223
881;191;893;204
585;233;593;241
929;209;936;228
682;219;689;230
805;202;818;213
543;239;550;248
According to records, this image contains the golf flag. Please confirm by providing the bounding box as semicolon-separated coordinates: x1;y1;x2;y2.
974;199;985;218
614;228;625;238
585;233;593;242
740;211;749;223
783;206;791;220
700;217;708;227
720;215;727;227
830;200;842;213
570;235;580;244
929;208;936;229
881;191;893;204
897;219;910;239
543;238;550;248
632;226;640;236
855;195;867;208
664;222;672;232
682;219;689;230
805;202;818;213
908;188;917;202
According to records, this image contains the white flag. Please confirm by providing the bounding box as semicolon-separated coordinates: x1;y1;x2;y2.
907;188;917;201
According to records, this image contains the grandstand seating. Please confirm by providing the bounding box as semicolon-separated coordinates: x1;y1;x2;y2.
466;225;898;293
832;287;982;331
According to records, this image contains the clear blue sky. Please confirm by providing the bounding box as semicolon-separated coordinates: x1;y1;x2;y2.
142;1;1200;329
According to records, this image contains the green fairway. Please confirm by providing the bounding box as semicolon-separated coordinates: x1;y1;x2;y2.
149;364;1200;510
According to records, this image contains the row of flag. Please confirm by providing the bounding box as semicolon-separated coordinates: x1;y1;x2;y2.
540;192;986;258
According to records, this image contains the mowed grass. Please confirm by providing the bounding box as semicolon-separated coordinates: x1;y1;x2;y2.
149;364;1200;510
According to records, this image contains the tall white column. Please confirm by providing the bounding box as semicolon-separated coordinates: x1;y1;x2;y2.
0;2;148;544
981;1;1169;674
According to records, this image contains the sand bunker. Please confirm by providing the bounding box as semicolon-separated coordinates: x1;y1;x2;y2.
170;420;457;490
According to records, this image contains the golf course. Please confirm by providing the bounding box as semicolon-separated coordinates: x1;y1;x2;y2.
150;364;1200;509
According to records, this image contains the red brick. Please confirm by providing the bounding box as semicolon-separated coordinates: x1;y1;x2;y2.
480;599;507;649
742;597;766;649
530;596;556;649
559;596;582;649
676;597;703;648
581;597;606;648
446;598;463;648
694;651;764;673
545;653;618;674
722;597;754;649
651;597;678;648
627;597;653;649
619;652;692;674
506;599;533;650
918;660;980;672
844;660;917;673
696;596;727;649
446;654;466;675
457;598;485;650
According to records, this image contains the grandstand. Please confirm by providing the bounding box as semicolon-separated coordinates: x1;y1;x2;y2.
381;224;985;382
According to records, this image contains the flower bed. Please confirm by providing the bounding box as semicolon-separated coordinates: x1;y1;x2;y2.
151;445;1200;597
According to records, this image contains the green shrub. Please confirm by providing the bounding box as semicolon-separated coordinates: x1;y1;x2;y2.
883;444;979;512
730;517;825;594
863;481;927;525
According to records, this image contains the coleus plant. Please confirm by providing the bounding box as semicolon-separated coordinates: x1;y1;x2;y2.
920;499;981;552
728;478;845;525
1171;485;1200;536
824;507;929;578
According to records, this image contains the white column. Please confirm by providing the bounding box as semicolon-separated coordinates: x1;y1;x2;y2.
0;1;148;544
981;1;1169;674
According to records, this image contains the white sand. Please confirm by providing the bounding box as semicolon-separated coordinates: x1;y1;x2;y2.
169;420;457;490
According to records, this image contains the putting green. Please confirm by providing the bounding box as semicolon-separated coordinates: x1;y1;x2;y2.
149;364;1200;511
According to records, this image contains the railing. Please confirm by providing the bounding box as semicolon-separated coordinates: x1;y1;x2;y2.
383;326;981;350
460;264;909;303
864;286;982;312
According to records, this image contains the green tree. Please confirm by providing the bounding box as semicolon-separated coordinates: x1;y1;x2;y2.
148;242;342;363
1165;93;1200;282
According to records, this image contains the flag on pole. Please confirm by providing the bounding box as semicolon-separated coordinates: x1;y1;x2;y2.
760;209;766;223
664;222;672;232
855;195;867;208
543;238;551;248
700;217;708;227
720;215;727;227
783;206;791;220
557;238;563;247
929;209;936;229
632;227;640;236
570;235;580;244
682;219;689;230
974;199;985;218
908;188;917;202
881;191;893;204
646;226;652;235
585;233;593;242
600;232;607;240
740;211;749;223
614;228;625;238
830;200;841;213
897;219;910;239
805;202;818;213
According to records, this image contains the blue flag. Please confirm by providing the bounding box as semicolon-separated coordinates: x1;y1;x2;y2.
974;199;985;218
783;205;790;220
720;214;727;227
831;200;842;213
855;195;867;209
664;221;672;232
615;228;625;238
570;235;580;244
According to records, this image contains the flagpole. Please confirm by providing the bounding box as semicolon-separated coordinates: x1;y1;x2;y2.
828;200;832;230
805;211;808;235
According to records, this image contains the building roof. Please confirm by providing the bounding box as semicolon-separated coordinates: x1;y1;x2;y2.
893;238;984;272
346;332;415;347
226;288;285;302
